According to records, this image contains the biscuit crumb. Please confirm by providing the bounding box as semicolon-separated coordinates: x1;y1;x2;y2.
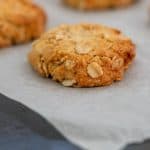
75;42;92;54
64;60;75;70
112;57;124;70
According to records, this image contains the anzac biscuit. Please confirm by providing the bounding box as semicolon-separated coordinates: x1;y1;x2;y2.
28;23;136;87
64;0;134;10
0;0;46;48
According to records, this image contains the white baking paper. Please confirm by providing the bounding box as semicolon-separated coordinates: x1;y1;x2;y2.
0;0;150;150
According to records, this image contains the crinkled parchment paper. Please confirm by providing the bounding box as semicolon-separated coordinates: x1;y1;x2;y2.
0;0;150;149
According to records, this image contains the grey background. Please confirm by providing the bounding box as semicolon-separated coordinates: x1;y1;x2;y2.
0;93;150;150
0;94;150;150
0;94;81;150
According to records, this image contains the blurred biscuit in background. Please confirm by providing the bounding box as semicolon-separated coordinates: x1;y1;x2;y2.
64;0;134;10
0;0;46;48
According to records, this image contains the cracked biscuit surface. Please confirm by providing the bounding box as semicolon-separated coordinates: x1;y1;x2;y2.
28;23;136;87
64;0;134;10
0;0;46;48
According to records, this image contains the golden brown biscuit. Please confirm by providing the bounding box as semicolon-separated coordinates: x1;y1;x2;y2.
64;0;134;10
0;0;46;48
28;23;136;87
